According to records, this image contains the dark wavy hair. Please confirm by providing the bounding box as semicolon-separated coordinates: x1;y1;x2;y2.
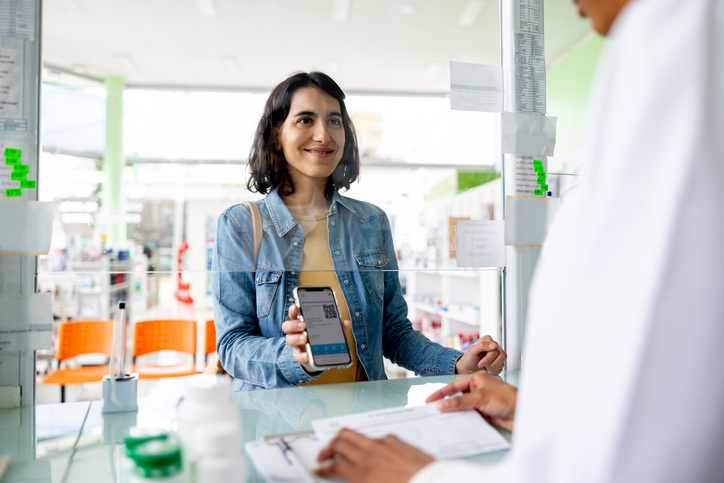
246;72;360;199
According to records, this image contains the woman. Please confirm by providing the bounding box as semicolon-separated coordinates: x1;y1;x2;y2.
212;72;506;391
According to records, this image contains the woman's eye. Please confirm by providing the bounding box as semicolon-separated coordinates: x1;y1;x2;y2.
329;118;342;126
298;118;311;125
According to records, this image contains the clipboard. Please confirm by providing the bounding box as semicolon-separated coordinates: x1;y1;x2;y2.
245;431;336;483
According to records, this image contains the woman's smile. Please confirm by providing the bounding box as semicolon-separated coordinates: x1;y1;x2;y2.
305;147;335;158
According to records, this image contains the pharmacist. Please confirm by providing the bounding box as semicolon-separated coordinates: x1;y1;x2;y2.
314;0;724;481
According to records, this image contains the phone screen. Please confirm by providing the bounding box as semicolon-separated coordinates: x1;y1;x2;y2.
297;287;351;366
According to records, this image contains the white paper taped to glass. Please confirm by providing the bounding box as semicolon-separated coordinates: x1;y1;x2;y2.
449;61;503;113
501;112;557;156
246;403;510;482
0;201;54;255
456;220;506;267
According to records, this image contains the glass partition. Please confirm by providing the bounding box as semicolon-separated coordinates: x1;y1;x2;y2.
33;0;527;402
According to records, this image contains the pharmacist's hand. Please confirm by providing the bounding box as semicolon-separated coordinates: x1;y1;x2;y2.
455;335;507;375
426;373;517;431
315;428;434;483
282;304;315;374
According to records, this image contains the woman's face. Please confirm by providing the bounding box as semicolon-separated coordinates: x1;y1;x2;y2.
573;0;630;36
278;86;346;189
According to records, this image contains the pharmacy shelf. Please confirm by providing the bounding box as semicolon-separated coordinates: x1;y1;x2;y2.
407;301;480;327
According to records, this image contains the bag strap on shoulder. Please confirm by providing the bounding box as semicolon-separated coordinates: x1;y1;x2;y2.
241;201;263;264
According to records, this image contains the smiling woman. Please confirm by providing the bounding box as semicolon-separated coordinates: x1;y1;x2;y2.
211;71;506;391
246;72;359;201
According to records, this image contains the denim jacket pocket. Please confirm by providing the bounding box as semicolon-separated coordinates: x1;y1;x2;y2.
255;268;282;318
354;250;390;301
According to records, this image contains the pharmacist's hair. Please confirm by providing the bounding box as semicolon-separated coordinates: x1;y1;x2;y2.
247;71;360;199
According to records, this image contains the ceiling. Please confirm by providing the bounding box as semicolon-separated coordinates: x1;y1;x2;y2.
42;0;592;94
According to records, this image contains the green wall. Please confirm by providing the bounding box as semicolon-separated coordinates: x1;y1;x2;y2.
547;35;606;161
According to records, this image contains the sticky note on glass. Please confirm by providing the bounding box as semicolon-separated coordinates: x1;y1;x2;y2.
4;148;21;157
449;61;503;113
5;156;20;166
455;220;506;267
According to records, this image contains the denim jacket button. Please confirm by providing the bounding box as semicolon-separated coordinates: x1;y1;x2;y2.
343;280;349;284
335;250;340;255
289;297;294;302
355;312;360;317
291;271;296;275
331;221;335;226
293;242;299;247
361;344;366;349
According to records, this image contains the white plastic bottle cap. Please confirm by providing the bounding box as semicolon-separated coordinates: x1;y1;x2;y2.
183;374;231;402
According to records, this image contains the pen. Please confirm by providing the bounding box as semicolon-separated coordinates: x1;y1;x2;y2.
277;438;316;483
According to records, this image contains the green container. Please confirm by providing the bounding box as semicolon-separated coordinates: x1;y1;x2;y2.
128;439;181;479
124;428;169;458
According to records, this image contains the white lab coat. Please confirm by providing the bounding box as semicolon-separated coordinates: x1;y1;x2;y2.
413;0;724;481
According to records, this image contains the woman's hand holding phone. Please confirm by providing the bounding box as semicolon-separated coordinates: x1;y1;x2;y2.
283;304;353;374
282;304;316;373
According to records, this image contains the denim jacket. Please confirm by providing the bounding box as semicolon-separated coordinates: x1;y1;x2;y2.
212;189;462;391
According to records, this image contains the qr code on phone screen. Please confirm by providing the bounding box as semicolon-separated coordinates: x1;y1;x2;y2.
322;304;337;319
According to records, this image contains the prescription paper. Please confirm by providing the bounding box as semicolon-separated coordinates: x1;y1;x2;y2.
312;403;510;459
247;402;510;482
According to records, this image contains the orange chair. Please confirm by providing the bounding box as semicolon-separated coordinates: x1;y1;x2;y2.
204;319;216;367
43;320;114;402
131;319;197;379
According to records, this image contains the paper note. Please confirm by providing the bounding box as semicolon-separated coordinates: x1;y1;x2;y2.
450;61;503;113
506;155;551;197
501;112;557;156
0;324;52;352
456;220;506;268
0;48;21;114
0;0;36;41
516;0;543;34
0;201;53;253
313;403;510;459
512;0;545;114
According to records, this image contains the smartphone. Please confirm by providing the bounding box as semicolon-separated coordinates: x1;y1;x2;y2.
292;286;353;371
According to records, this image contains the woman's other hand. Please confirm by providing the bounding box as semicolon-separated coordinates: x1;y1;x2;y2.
426;372;517;431
282;304;316;373
455;335;507;375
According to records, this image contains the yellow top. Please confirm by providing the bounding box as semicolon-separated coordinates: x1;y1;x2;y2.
293;211;364;385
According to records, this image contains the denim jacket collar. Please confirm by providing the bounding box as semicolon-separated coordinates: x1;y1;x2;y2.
264;188;357;237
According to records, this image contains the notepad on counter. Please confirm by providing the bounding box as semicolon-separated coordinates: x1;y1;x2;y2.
246;403;510;482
